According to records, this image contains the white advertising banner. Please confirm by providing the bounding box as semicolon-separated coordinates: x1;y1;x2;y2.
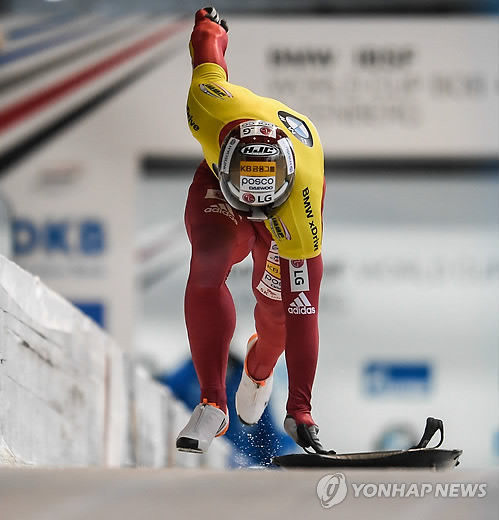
230;18;499;157
0;125;137;350
314;225;498;467
0;14;191;351
158;17;499;158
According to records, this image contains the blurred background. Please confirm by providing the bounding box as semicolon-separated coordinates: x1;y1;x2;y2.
0;0;497;468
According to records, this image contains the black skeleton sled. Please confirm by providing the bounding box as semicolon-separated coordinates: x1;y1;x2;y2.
272;417;462;470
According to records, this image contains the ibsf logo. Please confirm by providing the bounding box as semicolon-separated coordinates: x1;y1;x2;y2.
316;473;348;509
355;47;414;68
240;145;279;156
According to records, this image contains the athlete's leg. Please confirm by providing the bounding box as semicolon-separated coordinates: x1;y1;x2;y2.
184;161;254;411
246;222;286;382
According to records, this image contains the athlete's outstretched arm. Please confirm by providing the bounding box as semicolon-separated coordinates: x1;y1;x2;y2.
189;7;229;78
280;254;323;429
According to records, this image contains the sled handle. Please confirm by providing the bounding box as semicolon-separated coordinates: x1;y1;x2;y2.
412;417;444;449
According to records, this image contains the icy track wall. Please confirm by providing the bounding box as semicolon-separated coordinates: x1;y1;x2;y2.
0;254;230;468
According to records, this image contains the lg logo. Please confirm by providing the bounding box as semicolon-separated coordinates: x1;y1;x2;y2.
290;259;309;292
241;192;273;204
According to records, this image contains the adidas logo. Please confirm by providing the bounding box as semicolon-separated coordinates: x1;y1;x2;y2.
204;203;238;225
288;292;316;315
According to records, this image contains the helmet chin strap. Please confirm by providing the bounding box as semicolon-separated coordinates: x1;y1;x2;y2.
211;163;220;178
247;206;269;221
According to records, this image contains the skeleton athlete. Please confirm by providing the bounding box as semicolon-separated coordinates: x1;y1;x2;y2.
176;7;328;455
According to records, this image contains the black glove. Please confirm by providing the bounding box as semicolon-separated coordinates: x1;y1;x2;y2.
296;423;332;455
202;6;228;32
284;415;335;455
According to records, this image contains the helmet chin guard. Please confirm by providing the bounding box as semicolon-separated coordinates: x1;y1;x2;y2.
216;120;295;220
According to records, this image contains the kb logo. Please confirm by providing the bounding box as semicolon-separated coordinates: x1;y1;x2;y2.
316;473;348;508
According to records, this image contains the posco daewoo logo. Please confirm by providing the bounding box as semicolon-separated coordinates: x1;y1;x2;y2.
240;176;275;192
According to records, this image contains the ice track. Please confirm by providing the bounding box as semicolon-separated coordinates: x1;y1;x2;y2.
0;467;497;520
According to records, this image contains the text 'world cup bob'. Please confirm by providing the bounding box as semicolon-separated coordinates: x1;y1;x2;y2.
213;120;296;221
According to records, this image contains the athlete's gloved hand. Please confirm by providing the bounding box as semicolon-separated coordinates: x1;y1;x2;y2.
296;423;332;455
201;6;228;32
284;415;335;455
191;7;229;73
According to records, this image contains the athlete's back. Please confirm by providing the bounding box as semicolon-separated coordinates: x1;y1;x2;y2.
187;55;324;259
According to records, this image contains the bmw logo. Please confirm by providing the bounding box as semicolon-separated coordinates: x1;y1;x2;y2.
277;111;314;147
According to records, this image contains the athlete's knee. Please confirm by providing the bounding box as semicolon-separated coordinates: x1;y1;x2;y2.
188;248;232;288
255;291;285;321
254;301;286;347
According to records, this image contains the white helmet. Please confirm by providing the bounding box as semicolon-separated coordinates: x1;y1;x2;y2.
215;120;295;221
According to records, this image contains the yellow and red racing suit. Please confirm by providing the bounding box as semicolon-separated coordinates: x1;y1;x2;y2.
184;9;325;426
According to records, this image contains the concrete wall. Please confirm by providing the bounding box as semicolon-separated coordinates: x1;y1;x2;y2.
0;254;231;467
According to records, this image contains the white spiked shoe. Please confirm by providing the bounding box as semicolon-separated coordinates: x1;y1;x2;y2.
176;399;229;453
235;334;274;425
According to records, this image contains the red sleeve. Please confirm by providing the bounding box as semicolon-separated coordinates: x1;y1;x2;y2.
279;254;323;424
189;9;228;78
